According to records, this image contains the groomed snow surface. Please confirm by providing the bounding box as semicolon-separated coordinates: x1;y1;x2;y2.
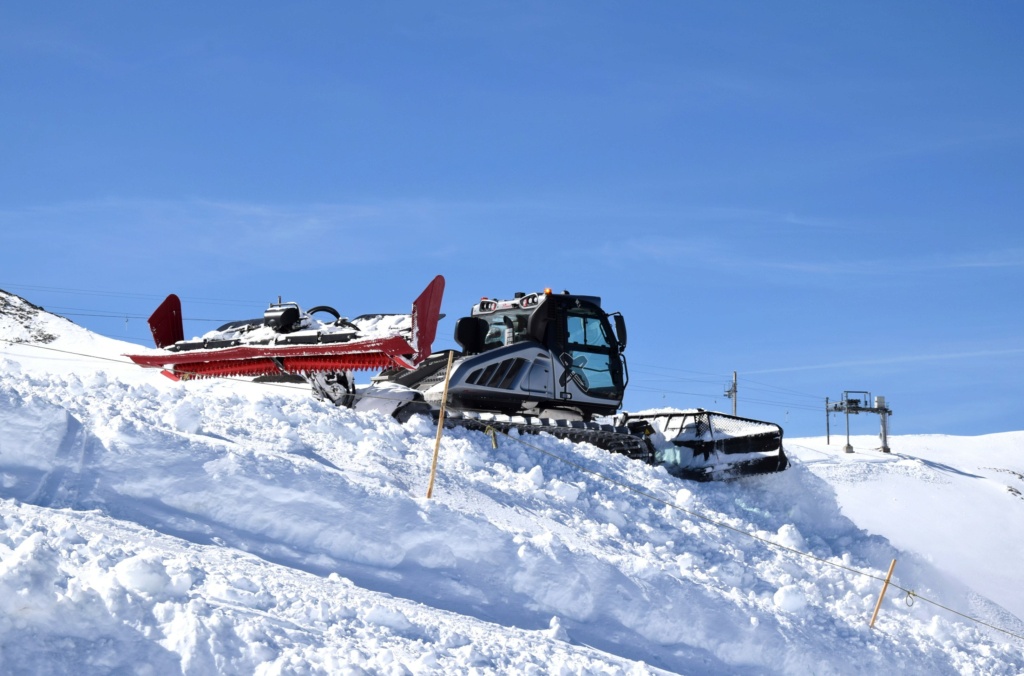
1;291;1022;675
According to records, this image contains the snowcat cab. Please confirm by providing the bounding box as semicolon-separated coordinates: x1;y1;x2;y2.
445;289;628;419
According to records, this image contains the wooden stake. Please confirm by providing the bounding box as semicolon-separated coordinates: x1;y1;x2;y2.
426;351;455;499
870;559;898;629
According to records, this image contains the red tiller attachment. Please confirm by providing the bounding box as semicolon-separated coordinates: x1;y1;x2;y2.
126;276;445;381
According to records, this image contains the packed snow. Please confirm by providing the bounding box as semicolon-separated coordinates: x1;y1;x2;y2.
0;289;1022;674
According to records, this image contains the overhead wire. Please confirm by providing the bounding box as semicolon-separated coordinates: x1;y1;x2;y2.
634;362;837;403
627;382;824;413
6;290;832;413
632;362;729;378
630;363;828;411
740;377;824;400
627;384;726;400
629;368;726;384
0;282;262;307
729;397;823;413
45;306;232;323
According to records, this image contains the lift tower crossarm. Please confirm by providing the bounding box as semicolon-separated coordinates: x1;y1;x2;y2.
827;391;893;454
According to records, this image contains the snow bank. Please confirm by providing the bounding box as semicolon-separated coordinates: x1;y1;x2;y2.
1;290;1022;674
787;434;1024;623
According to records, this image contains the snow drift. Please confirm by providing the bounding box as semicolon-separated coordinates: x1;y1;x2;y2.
0;289;1022;674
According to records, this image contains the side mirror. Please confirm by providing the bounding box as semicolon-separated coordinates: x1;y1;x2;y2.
613;313;627;351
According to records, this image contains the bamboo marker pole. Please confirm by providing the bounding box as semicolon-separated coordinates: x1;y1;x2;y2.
426;351;455;499
870;559;898;629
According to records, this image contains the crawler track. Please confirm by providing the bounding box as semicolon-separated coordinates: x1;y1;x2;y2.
443;410;656;464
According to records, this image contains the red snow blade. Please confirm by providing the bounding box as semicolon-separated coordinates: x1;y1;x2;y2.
126;276;445;380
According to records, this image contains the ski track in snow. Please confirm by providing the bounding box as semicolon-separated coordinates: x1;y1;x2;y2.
1;291;1023;675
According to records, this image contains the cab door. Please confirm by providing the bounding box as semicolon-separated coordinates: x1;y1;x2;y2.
554;304;625;405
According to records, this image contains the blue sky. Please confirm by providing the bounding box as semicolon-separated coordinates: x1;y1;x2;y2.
2;2;1022;439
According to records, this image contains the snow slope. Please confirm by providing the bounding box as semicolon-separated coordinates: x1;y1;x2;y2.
786;434;1024;621
1;290;1022;674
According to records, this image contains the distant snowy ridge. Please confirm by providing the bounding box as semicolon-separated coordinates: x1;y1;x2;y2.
0;290;67;344
1;289;1022;675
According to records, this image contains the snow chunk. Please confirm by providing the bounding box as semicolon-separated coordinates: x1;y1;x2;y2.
524;465;544;489
677;551;702;573
0;531;62;624
675;487;694;507
365;605;413;633
549;480;581;502
163;399;203;434
774;523;807;551
773;585;808;613
113;554;172;599
545;616;570;642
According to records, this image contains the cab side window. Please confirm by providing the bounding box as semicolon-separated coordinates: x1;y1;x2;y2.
567;314;611;348
483;311;530;349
